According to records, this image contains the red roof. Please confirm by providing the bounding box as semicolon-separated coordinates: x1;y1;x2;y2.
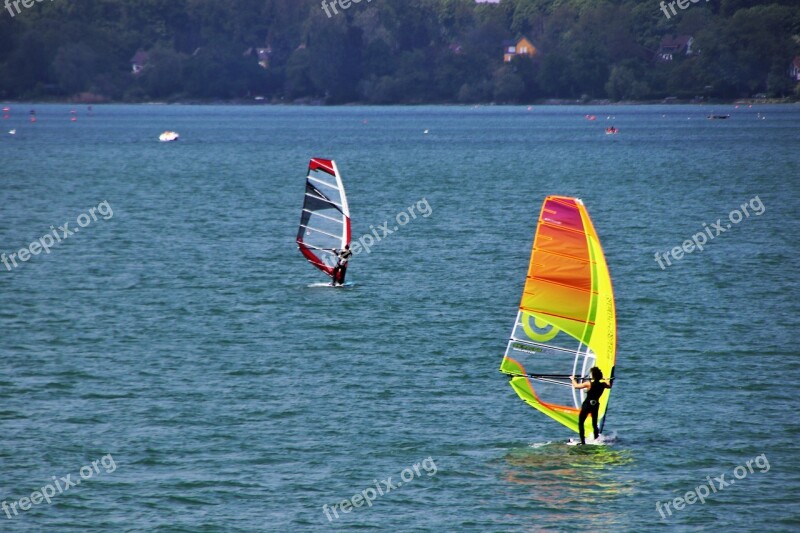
659;35;692;51
131;50;149;65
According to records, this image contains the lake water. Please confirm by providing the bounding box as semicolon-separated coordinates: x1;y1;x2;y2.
1;104;798;531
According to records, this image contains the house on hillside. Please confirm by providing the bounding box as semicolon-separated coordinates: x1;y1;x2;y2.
131;50;149;75
503;37;537;63
655;35;694;62
244;46;272;69
790;56;800;81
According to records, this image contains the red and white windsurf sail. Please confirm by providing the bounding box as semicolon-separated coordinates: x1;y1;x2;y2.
296;158;351;278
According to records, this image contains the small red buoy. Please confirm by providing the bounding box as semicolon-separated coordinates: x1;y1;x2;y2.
30;117;37;123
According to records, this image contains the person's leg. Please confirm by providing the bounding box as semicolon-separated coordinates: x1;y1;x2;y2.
578;404;589;444
591;403;600;440
332;265;341;285
338;265;347;284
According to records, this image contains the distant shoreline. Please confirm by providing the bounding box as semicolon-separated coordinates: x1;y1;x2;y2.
1;97;797;106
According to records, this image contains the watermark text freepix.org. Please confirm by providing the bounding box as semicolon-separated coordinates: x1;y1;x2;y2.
2;454;117;519
323;197;431;268
322;456;437;522
656;454;769;519
659;0;709;20
654;195;764;270
321;0;373;19
4;0;55;19
2;200;113;272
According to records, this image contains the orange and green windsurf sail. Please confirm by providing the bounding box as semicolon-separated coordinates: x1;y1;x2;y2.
500;196;616;436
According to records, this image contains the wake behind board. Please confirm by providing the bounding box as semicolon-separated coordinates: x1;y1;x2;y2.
565;432;615;446
566;437;602;446
307;281;356;288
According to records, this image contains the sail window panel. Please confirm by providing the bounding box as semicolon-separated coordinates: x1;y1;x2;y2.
532;379;576;408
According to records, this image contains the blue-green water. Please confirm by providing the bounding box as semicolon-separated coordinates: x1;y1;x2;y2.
1;104;798;531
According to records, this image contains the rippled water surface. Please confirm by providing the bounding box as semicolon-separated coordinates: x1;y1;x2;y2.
1;104;798;531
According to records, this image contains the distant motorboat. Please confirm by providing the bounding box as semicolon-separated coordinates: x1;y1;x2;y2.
707;114;730;120
159;131;180;142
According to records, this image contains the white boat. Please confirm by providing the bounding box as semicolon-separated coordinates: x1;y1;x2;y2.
159;131;180;142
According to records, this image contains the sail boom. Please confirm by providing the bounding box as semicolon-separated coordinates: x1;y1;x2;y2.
302;244;337;254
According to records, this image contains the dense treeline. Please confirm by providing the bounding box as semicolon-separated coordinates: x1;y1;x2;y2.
0;0;798;103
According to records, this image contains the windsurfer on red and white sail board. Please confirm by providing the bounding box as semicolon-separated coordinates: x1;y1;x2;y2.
331;244;352;286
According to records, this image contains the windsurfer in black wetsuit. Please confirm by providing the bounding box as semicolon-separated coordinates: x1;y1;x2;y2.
571;367;612;445
331;244;352;286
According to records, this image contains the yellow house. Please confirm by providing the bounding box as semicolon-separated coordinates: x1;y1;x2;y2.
503;37;537;63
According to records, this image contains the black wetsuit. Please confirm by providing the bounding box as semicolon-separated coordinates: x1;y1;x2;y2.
332;248;352;285
578;379;609;444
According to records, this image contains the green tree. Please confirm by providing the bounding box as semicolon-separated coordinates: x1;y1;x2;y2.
493;65;525;102
52;44;98;95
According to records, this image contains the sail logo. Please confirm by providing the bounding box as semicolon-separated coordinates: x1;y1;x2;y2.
511;342;543;354
654;195;765;270
521;313;559;342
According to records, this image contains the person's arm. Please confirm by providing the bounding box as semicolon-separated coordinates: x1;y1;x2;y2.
570;376;590;390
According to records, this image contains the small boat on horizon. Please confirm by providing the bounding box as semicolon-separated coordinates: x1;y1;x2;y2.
159;131;180;142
